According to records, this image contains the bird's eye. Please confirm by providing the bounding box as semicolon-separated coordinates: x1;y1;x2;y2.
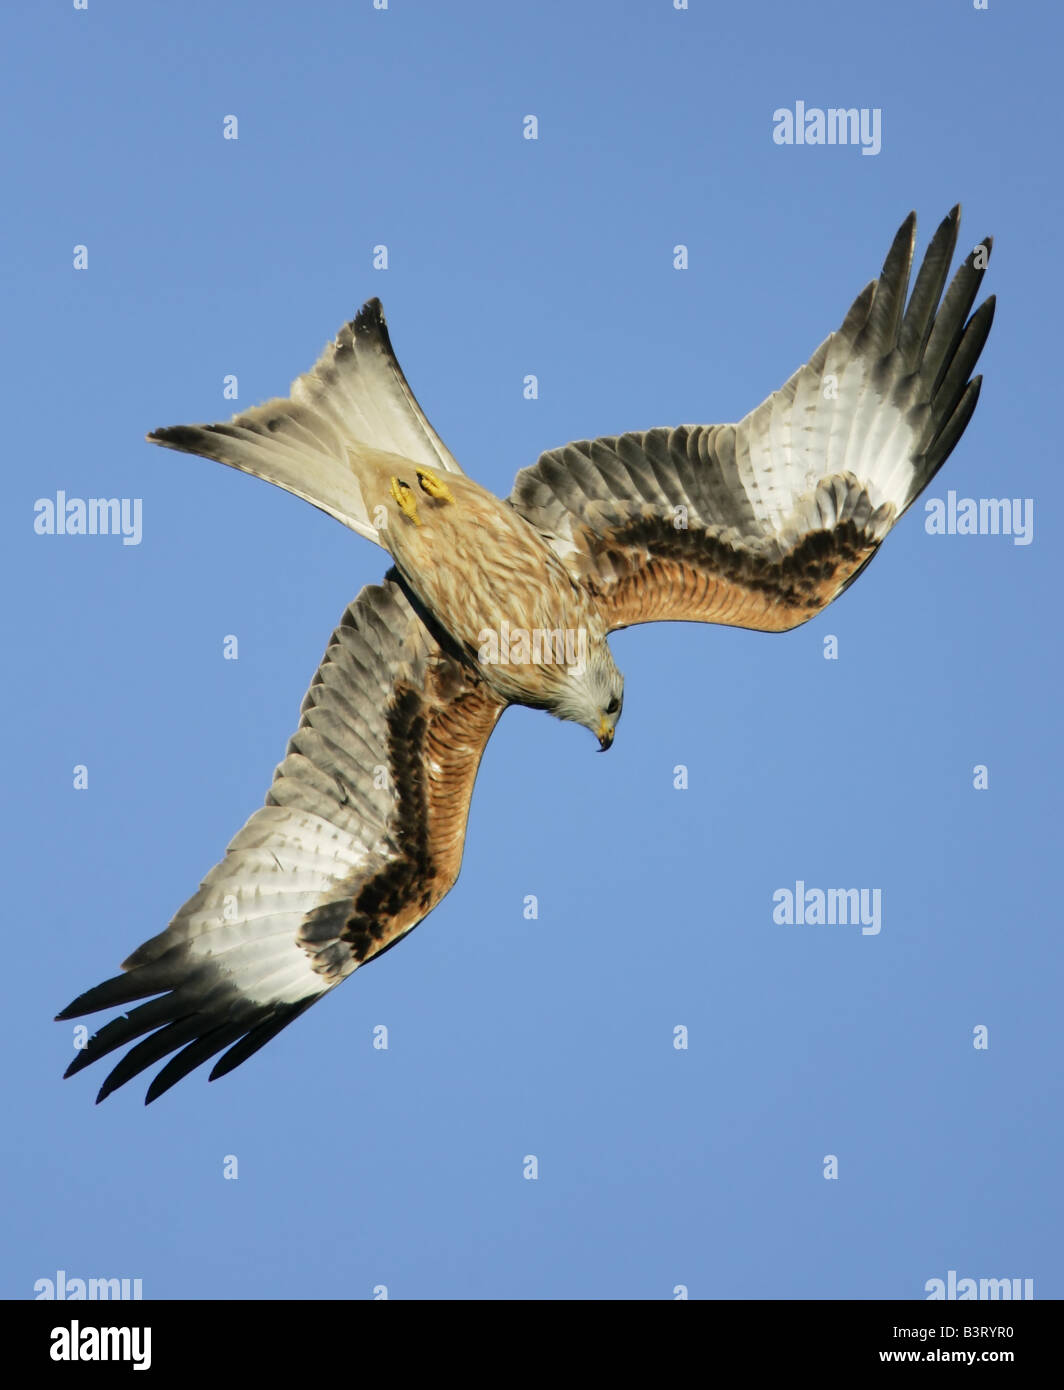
606;696;620;715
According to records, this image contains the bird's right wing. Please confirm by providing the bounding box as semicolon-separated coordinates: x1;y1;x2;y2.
57;575;507;1103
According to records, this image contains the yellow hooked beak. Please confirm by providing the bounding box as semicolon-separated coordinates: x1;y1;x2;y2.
597;715;615;751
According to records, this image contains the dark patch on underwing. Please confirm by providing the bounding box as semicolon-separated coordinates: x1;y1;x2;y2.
597;514;877;619
339;683;436;963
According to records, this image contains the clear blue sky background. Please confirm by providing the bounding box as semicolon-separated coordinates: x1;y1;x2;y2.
3;1;1059;1300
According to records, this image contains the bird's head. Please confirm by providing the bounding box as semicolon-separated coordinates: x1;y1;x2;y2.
549;637;624;750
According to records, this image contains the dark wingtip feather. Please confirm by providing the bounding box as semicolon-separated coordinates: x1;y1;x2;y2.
56;969;170;1020
898;205;962;363
857;212;917;354
838;281;876;340
57;978;127;1021
920;376;983;486
208;1000;318;1082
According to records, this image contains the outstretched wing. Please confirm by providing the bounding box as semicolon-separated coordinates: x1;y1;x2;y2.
57;576;506;1103
509;207;994;633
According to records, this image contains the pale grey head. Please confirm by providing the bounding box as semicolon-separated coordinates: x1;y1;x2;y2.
549;636;624;750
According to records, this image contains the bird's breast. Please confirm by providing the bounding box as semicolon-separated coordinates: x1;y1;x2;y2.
380;474;597;703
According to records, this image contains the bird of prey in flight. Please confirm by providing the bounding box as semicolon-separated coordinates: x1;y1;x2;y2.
58;208;994;1103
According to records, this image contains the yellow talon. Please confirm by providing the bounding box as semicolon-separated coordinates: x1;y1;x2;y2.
416;468;455;505
390;476;422;526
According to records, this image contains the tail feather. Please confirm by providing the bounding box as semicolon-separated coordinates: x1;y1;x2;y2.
148;298;462;544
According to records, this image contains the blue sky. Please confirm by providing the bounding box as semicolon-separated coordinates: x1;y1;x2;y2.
3;0;1060;1300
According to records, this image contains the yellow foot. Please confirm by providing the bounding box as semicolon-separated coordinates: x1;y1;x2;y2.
416;468;455;505
390;476;421;527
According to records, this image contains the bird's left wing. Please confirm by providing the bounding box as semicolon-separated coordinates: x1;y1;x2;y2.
508;208;994;633
57;575;506;1103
